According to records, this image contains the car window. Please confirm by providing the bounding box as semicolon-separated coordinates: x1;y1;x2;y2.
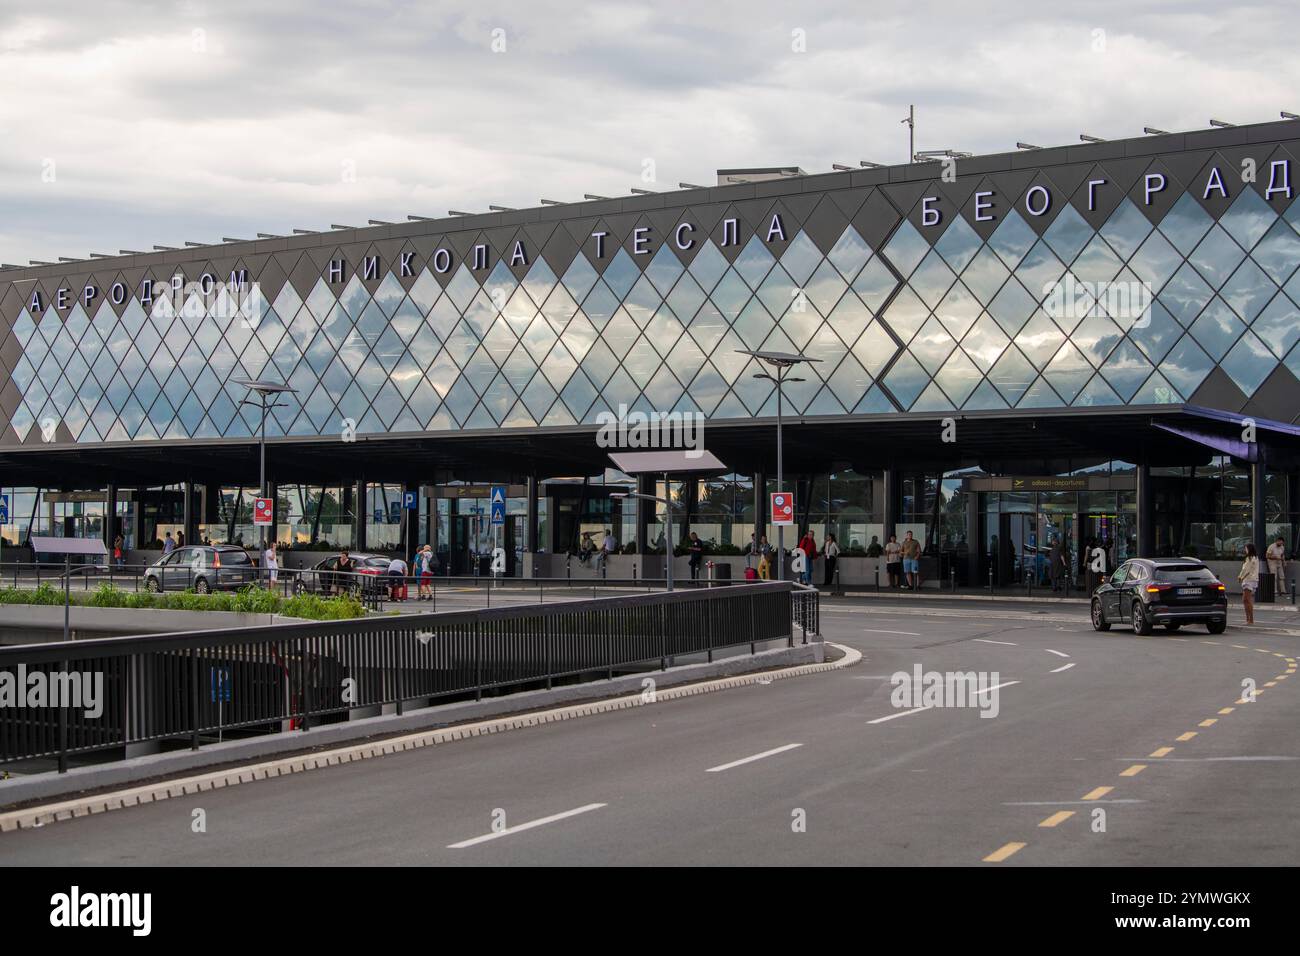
1128;565;1147;583
218;550;251;565
1155;565;1216;584
318;558;339;571
1110;564;1128;586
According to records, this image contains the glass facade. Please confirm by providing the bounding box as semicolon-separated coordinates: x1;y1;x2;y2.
6;150;1300;446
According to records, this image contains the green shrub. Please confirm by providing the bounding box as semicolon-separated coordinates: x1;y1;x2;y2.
231;585;280;615
279;592;365;620
28;583;64;606
88;583;130;608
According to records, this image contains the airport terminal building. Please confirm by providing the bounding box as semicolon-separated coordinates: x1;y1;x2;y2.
2;119;1300;585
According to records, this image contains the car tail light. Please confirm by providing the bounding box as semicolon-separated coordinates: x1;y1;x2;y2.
213;552;221;568
1145;584;1169;593
1216;583;1226;591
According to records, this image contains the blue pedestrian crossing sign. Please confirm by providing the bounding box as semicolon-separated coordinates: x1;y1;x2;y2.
490;486;506;526
403;491;418;510
0;494;8;524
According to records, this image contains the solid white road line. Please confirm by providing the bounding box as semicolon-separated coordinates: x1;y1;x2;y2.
705;743;803;773
1050;662;1077;673
972;680;1021;697
868;706;933;724
1045;649;1070;658
861;628;921;636
973;639;1018;646
447;803;608;848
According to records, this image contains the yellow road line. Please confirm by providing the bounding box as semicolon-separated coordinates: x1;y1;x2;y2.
1150;746;1174;757
1039;811;1075;828
1273;652;1286;658
983;842;1027;862
1255;649;1271;654
1264;681;1277;688
1232;644;1248;649
1082;786;1113;800
1120;764;1146;777
1218;707;1235;715
1176;731;1198;741
1198;718;1218;727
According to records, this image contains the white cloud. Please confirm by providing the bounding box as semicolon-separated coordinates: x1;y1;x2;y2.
1;0;1298;263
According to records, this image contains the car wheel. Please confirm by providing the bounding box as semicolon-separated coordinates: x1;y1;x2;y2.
145;576;160;593
1091;598;1110;631
1162;622;1181;631
1132;604;1152;635
195;577;211;595
1207;619;1227;635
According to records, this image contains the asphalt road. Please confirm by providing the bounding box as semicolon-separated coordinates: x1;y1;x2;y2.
2;598;1296;866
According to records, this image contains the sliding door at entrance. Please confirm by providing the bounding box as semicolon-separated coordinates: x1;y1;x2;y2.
447;512;518;575
996;513;1074;587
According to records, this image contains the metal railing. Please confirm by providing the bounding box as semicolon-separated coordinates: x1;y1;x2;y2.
0;581;807;772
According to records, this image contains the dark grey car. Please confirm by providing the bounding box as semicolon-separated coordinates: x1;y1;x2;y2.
144;546;257;593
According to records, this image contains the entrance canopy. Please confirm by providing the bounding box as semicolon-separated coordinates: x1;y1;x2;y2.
607;449;728;476
28;536;108;556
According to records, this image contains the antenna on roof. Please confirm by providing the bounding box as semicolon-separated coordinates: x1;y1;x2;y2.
291;228;317;234
1208;118;1234;128
678;182;705;189
222;237;247;243
1282;111;1299;120
89;252;114;258
256;233;282;239
858;161;883;168
1016;142;1041;150
153;245;180;251
1079;133;1106;143
330;224;358;231
583;194;609;200
488;205;515;212
120;249;146;255
368;219;394;225
183;241;206;248
407;215;435;220
448;210;473;216
57;257;82;262
539;199;564;205
1143;127;1171;135
831;164;854;171
30;260;55;265
629;188;655;195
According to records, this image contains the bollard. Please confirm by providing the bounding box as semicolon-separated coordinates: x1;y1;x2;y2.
988;565;994;599
874;566;880;593
834;563;841;596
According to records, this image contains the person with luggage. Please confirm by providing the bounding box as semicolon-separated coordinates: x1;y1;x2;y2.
797;529;817;585
387;553;409;601
757;535;774;580
416;544;436;601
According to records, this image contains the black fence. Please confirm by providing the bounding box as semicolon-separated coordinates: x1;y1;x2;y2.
0;581;810;772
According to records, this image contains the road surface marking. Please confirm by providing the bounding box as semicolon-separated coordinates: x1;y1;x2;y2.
1007;799;1145;806
1218;707;1235;714
1273;652;1286;658
706;743;803;773
1150;746;1174;757
1176;731;1198;741
1119;764;1146;777
868;706;933;724
1038;811;1075;827
1255;648;1271;654
1050;662;1076;673
447;803;607;849
1231;644;1248;649
983;842;1026;862
1264;681;1277;687
1045;649;1070;658
973;680;1021;697
1082;786;1113;800
973;639;1018;646
861;628;921;636
1198;718;1218;727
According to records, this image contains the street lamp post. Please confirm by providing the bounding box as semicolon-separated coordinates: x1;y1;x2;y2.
737;351;820;582
235;380;296;556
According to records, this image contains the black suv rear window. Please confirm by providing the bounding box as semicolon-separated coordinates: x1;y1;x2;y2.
1154;565;1215;583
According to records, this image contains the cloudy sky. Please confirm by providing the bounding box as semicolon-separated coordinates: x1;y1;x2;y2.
2;0;1298;264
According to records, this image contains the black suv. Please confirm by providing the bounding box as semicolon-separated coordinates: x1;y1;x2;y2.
1091;558;1228;635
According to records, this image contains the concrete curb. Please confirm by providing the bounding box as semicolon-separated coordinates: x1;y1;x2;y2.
0;640;859;829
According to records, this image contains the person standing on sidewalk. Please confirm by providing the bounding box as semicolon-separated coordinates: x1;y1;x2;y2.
884;534;902;588
797;529;817;585
687;531;704;581
902;530;921;590
1239;543;1260;625
822;533;840;588
1266;536;1288;596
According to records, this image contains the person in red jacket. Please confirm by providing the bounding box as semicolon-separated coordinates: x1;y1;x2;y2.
797;530;818;585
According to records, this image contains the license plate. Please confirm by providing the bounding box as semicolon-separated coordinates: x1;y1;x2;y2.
1177;587;1200;595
